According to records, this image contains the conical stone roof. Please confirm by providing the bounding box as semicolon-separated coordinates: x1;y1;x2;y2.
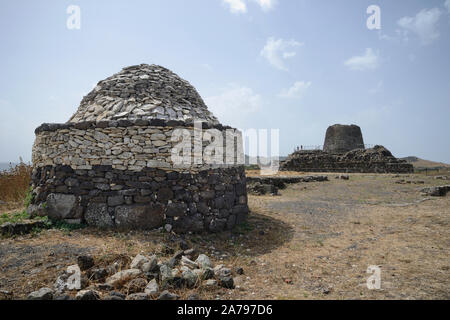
68;64;220;125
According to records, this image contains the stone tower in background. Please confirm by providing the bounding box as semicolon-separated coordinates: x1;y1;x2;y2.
323;124;365;153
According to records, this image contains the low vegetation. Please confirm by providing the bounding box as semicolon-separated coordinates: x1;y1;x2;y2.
0;160;32;207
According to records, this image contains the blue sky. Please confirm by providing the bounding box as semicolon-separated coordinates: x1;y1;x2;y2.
0;0;449;163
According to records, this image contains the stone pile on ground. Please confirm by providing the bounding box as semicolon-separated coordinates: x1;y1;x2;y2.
420;185;450;197
281;145;414;173
246;175;328;196
0;220;47;236
395;179;425;185
27;247;239;300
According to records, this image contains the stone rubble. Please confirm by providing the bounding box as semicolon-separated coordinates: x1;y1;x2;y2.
281;145;414;174
27;250;241;300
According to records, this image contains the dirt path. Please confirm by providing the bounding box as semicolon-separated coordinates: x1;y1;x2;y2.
0;173;448;300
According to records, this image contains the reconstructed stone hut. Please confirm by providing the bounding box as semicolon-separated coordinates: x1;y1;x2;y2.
28;64;248;233
281;124;413;173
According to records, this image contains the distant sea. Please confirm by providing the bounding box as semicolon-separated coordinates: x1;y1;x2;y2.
0;163;17;171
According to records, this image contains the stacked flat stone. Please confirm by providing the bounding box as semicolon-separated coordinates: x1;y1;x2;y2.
280;145;413;173
29;65;248;233
323;124;365;154
69;64;219;125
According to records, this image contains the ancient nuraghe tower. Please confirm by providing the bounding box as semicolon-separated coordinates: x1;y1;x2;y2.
281;124;413;173
28;64;248;233
323;124;365;153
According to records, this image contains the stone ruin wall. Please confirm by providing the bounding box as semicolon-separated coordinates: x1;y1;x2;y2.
323;124;365;154
280;149;414;174
29;119;248;233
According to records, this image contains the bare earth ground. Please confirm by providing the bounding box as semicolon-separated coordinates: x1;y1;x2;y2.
0;173;449;300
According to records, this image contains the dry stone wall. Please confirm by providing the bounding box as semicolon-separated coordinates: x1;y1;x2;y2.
33;120;242;171
280;146;414;174
69;64;219;125
30;119;248;233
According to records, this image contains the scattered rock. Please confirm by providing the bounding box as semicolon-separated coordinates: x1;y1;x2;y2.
204;279;217;287
182;268;198;288
157;290;179;300
218;276;234;289
196;254;212;269
144;279;159;296
127;278;148;294
0;220;47;236
106;269;142;288
181;256;198;269
75;290;100;300
141;255;158;273
235;267;244;275
187;293;200;300
127;293;149;300
77;255;95;271
130;254;149;270
89;268;108;282
28;288;54;300
421;185;450;197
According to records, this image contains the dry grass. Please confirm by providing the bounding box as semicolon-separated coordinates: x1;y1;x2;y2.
0;161;32;210
0;172;449;300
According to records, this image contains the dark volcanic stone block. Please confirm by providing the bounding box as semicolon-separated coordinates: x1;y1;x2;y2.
115;204;164;230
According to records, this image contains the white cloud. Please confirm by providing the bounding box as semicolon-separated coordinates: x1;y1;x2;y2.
279;81;311;99
222;0;247;14
344;48;380;71
205;85;262;126
260;37;303;71
252;0;278;12
397;8;442;45
445;0;450;13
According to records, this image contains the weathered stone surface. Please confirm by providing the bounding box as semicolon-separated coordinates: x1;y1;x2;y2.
195;254;212;269
0;220;47;236
127;278;148;293
157;290;179;300
145;279;159;296
75;290;100;300
27;288;53;300
182;268;198;288
46;193;79;220
324;124;365;153
85;203;114;228
77;255;94;271
115;204;164;230
69;64;219;125
218;276;235;289
127;293;149;300
106;269;142;287
181;256;197;269
281;145;413;174
421;185;450;197
141;255;158;273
